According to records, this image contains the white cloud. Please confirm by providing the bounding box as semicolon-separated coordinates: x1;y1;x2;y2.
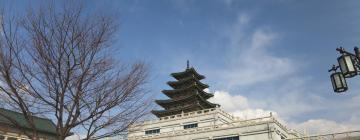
210;90;360;135
207;12;360;134
290;119;360;135
210;91;248;111
210;90;277;119
215;14;294;87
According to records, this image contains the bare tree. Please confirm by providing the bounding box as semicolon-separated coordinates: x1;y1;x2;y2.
0;3;150;140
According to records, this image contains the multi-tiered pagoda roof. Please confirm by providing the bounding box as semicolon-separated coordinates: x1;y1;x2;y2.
152;63;219;118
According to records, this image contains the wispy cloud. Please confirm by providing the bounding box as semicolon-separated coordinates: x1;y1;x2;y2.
209;90;277;120
207;12;360;135
209;90;249;111
289;117;360;135
210;90;360;134
213;14;294;88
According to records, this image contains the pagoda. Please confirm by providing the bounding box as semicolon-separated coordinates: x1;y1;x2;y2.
152;61;219;118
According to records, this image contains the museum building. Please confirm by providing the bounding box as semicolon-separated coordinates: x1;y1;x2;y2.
128;64;304;140
0;108;58;140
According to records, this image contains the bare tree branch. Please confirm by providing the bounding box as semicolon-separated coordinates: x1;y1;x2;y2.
0;3;151;140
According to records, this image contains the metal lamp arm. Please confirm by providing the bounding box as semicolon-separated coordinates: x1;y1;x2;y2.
336;47;360;60
328;65;340;72
335;47;360;72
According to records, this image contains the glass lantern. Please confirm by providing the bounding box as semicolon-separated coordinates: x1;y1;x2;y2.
337;54;357;78
330;72;348;93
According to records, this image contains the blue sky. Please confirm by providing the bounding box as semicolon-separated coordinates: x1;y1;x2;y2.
2;0;360;135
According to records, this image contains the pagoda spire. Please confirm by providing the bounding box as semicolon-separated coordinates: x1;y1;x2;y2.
187;60;190;69
151;65;219;118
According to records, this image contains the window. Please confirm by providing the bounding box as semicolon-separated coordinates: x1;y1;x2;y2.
0;136;4;140
7;137;17;140
184;123;198;129
145;129;160;135
214;136;239;140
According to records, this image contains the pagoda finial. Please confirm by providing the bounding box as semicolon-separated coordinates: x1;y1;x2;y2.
187;60;190;69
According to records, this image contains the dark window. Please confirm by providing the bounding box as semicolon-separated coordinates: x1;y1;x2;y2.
7;137;17;140
184;123;198;129
214;136;239;140
145;129;160;135
0;135;4;140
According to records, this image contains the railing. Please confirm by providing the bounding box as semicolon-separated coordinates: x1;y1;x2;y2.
129;107;236;128
284;130;360;140
0;131;31;140
128;114;295;140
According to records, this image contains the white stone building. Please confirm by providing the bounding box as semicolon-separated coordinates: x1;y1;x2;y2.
128;64;360;140
128;108;303;140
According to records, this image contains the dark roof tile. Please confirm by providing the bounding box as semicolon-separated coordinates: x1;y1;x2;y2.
0;108;57;135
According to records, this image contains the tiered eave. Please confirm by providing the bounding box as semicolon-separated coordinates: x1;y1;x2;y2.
152;66;219;118
155;93;215;107
161;84;213;99
171;68;205;80
167;76;209;89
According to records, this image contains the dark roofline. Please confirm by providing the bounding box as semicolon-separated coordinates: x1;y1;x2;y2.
0;108;58;135
162;83;213;98
156;92;213;107
170;67;205;80
0;108;54;123
167;76;209;89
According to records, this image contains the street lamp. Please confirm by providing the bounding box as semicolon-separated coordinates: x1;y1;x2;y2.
329;65;348;92
329;47;360;93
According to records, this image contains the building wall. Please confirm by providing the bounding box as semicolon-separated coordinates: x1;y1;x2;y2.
0;125;57;140
129;108;235;138
128;108;302;140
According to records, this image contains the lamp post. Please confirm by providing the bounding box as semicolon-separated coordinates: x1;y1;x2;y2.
329;47;360;93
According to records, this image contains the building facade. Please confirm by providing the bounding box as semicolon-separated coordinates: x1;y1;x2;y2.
0;108;58;140
129;107;302;140
128;64;360;140
128;64;303;140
